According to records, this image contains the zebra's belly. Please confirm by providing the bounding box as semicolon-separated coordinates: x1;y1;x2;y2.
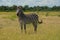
24;20;33;24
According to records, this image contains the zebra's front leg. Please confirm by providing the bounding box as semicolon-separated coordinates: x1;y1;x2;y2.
20;22;23;32
24;23;26;33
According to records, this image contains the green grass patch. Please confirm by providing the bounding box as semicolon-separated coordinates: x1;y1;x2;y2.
2;15;16;20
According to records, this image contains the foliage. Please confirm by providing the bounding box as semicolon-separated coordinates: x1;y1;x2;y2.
0;5;60;12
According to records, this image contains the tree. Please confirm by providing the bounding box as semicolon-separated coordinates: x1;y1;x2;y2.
23;5;29;11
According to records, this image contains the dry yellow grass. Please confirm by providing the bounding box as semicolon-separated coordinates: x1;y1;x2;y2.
0;12;60;40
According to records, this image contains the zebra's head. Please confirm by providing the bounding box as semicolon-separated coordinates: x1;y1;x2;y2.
16;6;23;16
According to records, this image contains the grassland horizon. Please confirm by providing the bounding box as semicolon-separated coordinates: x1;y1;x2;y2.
0;12;60;40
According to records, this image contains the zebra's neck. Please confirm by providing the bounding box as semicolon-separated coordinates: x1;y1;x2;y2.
20;12;26;18
18;9;26;18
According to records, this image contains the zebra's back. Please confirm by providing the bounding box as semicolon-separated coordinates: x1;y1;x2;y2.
20;13;39;24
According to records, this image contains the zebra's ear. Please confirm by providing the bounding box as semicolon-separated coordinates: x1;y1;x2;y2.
17;6;22;9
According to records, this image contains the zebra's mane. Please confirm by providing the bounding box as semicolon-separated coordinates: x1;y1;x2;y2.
19;9;26;18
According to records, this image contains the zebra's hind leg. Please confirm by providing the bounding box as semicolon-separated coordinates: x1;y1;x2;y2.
24;23;26;33
33;23;37;32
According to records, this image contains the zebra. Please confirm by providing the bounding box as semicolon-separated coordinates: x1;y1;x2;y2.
16;6;42;33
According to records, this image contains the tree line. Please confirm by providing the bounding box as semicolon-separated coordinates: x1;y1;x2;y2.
0;5;60;12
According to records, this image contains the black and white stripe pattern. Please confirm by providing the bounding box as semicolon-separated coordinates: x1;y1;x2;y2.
16;6;42;33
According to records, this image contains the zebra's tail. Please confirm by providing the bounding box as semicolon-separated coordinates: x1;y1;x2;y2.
38;19;43;24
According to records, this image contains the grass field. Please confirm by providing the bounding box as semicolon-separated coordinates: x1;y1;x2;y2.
0;12;60;40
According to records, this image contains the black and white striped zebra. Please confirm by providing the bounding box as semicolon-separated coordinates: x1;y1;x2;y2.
16;6;42;33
